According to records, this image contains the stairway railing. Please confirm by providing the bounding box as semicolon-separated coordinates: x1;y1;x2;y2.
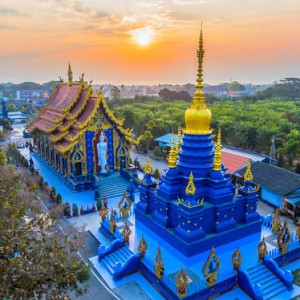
97;238;125;259
238;267;263;300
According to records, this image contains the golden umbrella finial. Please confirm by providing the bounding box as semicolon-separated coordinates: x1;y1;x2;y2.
213;128;222;171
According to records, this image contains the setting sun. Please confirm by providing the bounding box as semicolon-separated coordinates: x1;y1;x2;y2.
129;26;156;47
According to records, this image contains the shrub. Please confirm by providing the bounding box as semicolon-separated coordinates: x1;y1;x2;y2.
55;193;62;204
153;146;163;158
153;168;160;179
72;203;78;216
63;202;71;216
32;183;40;191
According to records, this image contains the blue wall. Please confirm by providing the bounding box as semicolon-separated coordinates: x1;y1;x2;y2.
261;188;282;207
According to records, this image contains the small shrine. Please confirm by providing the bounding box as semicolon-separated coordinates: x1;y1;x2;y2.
27;64;136;192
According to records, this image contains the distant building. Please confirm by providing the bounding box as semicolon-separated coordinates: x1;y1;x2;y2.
203;85;228;97
236;161;300;214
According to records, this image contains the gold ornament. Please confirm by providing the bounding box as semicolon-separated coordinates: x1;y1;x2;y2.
185;172;196;195
121;222;132;244
168;133;177;168
257;237;268;262
202;245;220;286
144;156;153;174
244;161;253;182
118;192;132;218
277;219;290;255
137;236;148;259
213;128;222;171
271;208;281;234
176;268;188;298
154;246;164;279
232;247;242;273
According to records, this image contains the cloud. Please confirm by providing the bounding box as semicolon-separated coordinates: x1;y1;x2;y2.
0;23;17;29
0;5;20;15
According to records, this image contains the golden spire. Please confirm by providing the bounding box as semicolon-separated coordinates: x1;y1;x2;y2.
168;133;177;168
176;127;181;155
244;161;253;182
213;128;222;171
144;155;153;174
184;25;211;135
185;172;196;195
68;62;73;83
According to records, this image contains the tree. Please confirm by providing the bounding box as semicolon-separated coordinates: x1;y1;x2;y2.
153;168;160;179
228;81;245;91
0;148;7;166
0;165;90;298
295;163;300;174
153;146;163;158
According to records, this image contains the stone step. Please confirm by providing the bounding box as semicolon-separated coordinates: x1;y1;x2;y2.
247;264;265;275
264;284;287;300
250;269;273;283
102;257;114;274
262;280;284;295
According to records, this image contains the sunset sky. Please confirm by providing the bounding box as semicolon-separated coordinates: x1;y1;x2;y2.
1;0;300;85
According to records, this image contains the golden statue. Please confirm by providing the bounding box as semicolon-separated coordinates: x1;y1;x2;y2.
277;219;290;255
109;209;116;234
137;235;148;259
121;222;131;244
154;246;164;279
118;192;132;218
99;206;107;223
232;247;242;273
184;26;211;135
176;268;188;298
202;245;220;286
272;208;281;234
257;237;268;262
296;226;300;241
176;127;182;156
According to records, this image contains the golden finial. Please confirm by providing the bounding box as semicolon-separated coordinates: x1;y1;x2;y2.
184;25;211;135
168;133;177;168
192;24;206;110
213;128;222;171
144;156;153;174
244;161;253;182
176;127;181;155
68;62;73;83
185;172;196;195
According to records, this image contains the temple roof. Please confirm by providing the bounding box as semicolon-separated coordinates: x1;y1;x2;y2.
28;80;136;154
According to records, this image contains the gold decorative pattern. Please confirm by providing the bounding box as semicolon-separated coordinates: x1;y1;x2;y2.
176;269;188;298
277;219;290;255
185;172;196;195
257;237;267;262
137;236;148;259
271;208;281;234
154;246;164;279
118;192;132;218
109;210;116;234
121;222;132;244
232;247;242;273
176;127;181;155
244;161;253;182
202;245;220;286
99;206;107;223
144;156;153;174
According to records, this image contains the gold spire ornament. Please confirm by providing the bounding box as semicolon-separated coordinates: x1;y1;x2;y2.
176;127;181;155
176;268;188;297
185;172;196;195
213;128;222;171
144;156;153;174
244;161;253;182
184;26;211;135
68;63;73;83
168;133;177;168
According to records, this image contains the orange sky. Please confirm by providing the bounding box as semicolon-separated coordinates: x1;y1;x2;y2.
1;0;300;85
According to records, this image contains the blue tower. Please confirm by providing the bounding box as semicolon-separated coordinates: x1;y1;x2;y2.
135;29;262;257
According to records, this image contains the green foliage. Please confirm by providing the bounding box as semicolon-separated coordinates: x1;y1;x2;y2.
0;130;4;139
0;148;7;166
153;168;160;179
0;165;90;298
159;88;191;102
228;81;245;91
56;193;62;204
0;118;11;130
32;183;39;191
153;146;163;158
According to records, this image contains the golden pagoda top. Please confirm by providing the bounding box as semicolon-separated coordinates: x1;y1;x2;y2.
144;156;153;174
168;133;177;168
213;128;222;171
244;161;254;182
184;26;211;135
185;172;196;195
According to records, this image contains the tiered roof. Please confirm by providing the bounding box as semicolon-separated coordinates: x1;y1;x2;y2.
28;78;136;154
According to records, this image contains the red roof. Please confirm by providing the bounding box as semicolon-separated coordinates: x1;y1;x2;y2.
222;151;249;173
